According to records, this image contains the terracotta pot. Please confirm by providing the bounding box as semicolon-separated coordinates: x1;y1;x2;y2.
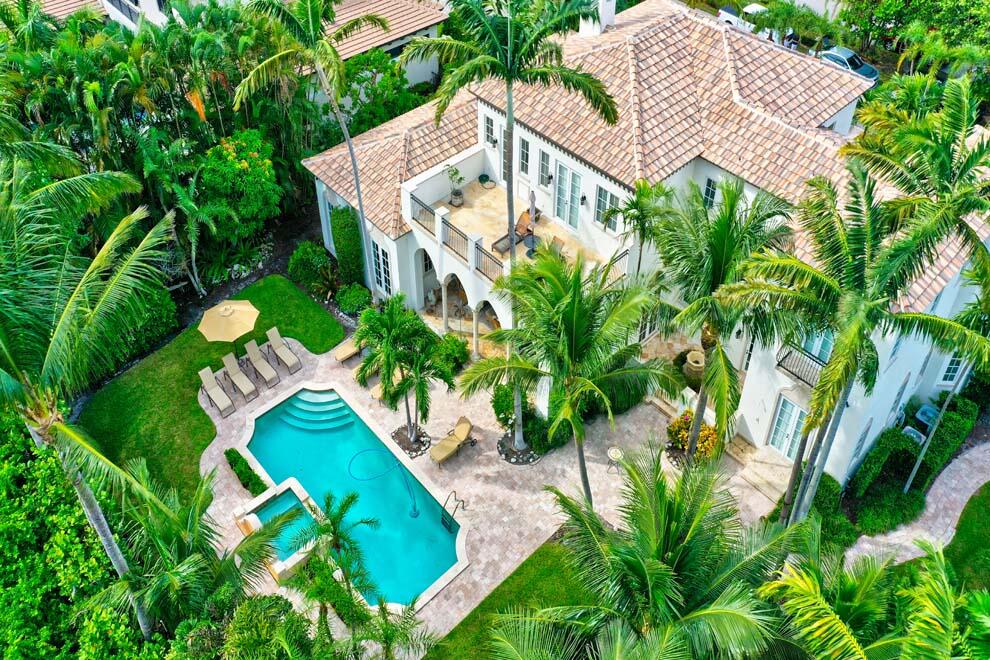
683;349;705;381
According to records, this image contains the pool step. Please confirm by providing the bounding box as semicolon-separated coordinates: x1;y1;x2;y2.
280;415;355;432
282;407;352;424
295;390;342;404
290;398;348;414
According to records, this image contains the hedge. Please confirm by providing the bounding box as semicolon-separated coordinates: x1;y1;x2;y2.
224;448;267;496
330;206;365;286
436;333;470;374
288;241;332;297
337;283;371;316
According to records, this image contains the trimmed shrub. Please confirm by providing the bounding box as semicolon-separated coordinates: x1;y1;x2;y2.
224;448;266;496
586;367;650;417
106;284;178;377
921;396;978;489
330;207;365;286
491;384;516;430
849;428;920;499
436;333;470;374
288;241;332;296
855;487;926;536
490;384;570;454
336;283;371;316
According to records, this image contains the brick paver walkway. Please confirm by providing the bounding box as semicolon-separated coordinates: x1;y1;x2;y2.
846;426;990;564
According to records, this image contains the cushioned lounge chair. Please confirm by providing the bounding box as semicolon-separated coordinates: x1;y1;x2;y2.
370;368;401;401
266;327;301;374
492;210;538;256
245;340;279;387
334;337;361;362
199;367;235;417
429;417;476;466
223;353;258;401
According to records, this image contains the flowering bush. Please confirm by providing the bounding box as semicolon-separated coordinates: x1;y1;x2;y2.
666;409;720;459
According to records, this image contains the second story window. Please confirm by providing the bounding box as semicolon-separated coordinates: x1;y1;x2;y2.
519;138;530;175
595;186;620;231
942;354;963;383
801;331;833;362
538;151;551;187
484;116;495;145
702;178;717;209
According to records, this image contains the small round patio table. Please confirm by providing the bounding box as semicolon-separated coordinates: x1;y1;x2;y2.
607;446;624;474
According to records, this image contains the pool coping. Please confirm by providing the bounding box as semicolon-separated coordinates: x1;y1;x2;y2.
229;379;471;613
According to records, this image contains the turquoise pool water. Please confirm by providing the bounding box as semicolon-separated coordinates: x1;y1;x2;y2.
254;490;315;561
247;388;459;604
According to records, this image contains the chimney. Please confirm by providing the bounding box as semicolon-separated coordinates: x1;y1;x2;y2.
579;0;616;37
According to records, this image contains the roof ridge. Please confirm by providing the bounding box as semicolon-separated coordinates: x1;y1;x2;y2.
624;39;645;180
719;28;743;103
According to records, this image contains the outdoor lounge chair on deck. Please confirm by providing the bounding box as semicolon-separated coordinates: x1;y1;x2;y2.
492;209;539;256
370;368;401;401
429;416;476;466
334;337;361;362
245;340;279;387
199;367;235;417
223;353;258;401
266;327;301;374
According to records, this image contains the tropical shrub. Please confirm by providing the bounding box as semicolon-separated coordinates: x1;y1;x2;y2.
332;49;432;139
490;384;570;454
200;130;282;244
491;384;517;430
435;333;470;374
330;207;365;286
222;595;313;658
224;449;267;496
288;241;333;297
586;367;649;417
855;488;927;535
337;283;372;316
109;283;178;375
849;428;920;499
666;410;719;459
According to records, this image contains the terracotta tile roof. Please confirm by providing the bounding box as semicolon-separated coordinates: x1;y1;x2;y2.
327;0;446;60
303;93;478;238
43;0;103;19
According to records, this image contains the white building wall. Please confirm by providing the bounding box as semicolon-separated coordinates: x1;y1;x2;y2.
822;99;858;136
102;0;167;30
375;25;441;86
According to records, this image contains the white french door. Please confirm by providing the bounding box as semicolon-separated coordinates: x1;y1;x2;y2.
768;396;808;460
554;162;581;228
802;331;834;362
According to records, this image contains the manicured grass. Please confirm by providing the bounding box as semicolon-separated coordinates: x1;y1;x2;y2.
944;481;990;590
425;541;592;660
79;275;344;497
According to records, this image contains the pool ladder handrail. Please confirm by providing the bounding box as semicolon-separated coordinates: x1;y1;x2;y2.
441;490;466;532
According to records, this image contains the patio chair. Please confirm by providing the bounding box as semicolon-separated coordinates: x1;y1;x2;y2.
492;209;539;256
223;353;258;401
245;340;279;387
429;416;476;466
371;367;402;401
198;367;235;417
266;327;301;374
334;336;362;362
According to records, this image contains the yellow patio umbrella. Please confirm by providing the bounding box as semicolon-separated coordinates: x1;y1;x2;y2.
198;300;260;342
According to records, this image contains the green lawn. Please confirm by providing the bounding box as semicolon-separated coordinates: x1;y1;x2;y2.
425;541;592;660
79;275;344;497
944;481;990;590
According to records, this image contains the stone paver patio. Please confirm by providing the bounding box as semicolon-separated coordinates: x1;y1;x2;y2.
198;335;774;639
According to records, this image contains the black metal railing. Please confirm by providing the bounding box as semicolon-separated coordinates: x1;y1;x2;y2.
107;0;141;23
606;249;629;284
442;220;469;261
776;343;826;388
410;194;435;235
475;244;503;281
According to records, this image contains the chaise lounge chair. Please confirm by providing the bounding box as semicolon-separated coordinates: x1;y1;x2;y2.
429;416;476;466
266;327;301;374
223;353;258;401
245;340;279;387
199;367;235;417
492;209;539;256
334;336;361;362
370;367;401;401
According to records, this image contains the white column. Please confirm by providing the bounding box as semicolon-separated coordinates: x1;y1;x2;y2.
472;306;480;359
441;280;449;333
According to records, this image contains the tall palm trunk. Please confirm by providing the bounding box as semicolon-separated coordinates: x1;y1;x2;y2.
505;81;527;452
793;379;854;522
574;429;593;506
26;423;153;640
686;383;707;460
778;427;813;524
315;63;376;295
402;390;416;444
189;243;206;297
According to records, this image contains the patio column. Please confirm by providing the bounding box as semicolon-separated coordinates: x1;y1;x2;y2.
441;280;449;333
472;306;480;359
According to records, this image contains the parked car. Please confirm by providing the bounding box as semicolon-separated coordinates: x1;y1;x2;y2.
717;3;770;36
818;46;880;83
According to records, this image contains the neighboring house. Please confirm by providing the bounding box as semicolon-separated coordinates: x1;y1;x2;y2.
303;0;979;486
42;0;164;27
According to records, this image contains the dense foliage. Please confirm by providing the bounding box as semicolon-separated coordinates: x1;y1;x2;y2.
109;284;179;375
330;206;366;286
288;241;333;297
223;448;267;496
666;409;720;459
435;333;470;374
337;283;372;315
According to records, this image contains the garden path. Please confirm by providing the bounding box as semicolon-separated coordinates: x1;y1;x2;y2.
846;424;990;564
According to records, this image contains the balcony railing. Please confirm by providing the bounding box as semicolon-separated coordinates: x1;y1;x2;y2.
606;249;629;284
475;244;503;281
776;343;826;388
441;220;469;261
410;194;435;235
107;0;141;22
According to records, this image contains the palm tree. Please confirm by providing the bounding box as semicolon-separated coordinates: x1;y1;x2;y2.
393;334;455;445
603;178;673;277
95;463;291;634
234;0;387;291
460;246;681;506
284;549;370;650
355;597;436;660
654;178;792;458
722;163;990;523
0;144;173;639
0;0;60;51
503;443;803;658
895;20;990;76
401;0;620;453
842;76;990;274
490;618;692;660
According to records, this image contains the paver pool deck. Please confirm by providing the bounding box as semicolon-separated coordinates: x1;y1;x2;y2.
199;336;772;639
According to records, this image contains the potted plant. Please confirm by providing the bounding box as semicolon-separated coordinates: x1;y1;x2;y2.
445;164;465;207
479;173;495;189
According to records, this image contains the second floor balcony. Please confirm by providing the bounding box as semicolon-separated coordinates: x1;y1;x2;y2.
776;343;826;388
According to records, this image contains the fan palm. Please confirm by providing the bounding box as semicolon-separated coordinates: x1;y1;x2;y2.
234;0;387;291
489;617;692;660
511;443;803;658
842;76;990;274
654;178;792;458
0;143;173;639
402;0;619;453
721;162;990;523
460;246;682;506
603;178;673;277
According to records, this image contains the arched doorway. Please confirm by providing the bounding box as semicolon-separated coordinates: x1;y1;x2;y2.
473;300;502;358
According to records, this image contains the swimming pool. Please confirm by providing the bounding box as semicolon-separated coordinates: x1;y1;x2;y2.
246;388;460;605
253;489;315;562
